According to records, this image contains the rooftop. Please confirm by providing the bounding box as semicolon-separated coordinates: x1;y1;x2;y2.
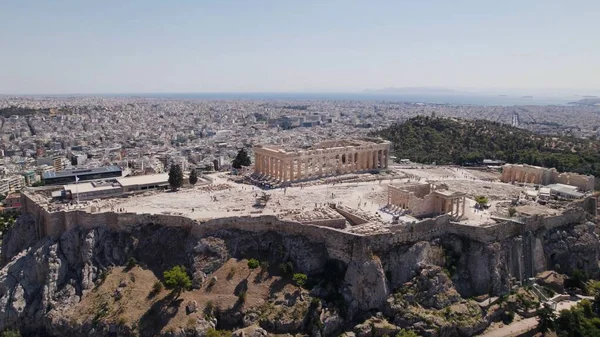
43;165;122;179
116;173;169;187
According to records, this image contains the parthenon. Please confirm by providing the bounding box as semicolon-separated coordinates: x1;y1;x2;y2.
253;138;391;183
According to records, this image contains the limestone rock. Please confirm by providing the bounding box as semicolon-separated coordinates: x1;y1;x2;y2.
382;241;445;289
343;257;389;311
353;317;396;337
242;312;259;327
233;324;268;337
186;300;199;314
185;317;216;336
0;213;38;266
320;309;344;337
536;270;566;294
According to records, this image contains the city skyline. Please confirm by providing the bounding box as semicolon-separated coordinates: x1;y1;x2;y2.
2;0;600;95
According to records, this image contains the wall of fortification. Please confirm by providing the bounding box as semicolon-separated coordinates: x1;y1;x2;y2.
334;206;369;225
191;215;365;263
20;191;590;263
369;215;450;251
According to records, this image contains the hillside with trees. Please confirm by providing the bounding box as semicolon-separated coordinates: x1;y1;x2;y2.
373;116;600;181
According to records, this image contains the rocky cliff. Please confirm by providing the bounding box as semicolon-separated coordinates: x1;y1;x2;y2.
0;214;597;337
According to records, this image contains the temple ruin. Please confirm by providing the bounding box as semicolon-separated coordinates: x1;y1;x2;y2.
253;138;390;183
501;164;595;192
387;182;467;219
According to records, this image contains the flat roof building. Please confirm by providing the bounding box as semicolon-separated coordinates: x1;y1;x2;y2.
116;173;169;193
43;166;123;185
51;173;169;201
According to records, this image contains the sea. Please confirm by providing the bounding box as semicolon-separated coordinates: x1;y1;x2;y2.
109;92;575;106
27;92;580;106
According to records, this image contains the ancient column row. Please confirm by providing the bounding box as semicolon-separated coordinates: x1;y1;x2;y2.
449;197;466;219
254;149;389;183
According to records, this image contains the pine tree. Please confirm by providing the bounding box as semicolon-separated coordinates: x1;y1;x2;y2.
168;164;183;191
163;265;191;298
189;169;198;185
232;148;252;169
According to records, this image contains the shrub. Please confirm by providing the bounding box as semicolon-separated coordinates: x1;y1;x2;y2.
474;195;488;206
206;328;232;337
279;261;294;275
117;316;127;326
152;281;163;293
247;259;260;270
310;297;321;308
395;329;418;337
163;265;192;296
186;317;196;329
2;329;21;337
227;267;236;280
508;207;517;217
126;257;137;270
292;273;307;288
204;300;215;317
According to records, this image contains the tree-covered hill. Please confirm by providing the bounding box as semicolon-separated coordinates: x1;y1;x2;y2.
372;116;600;179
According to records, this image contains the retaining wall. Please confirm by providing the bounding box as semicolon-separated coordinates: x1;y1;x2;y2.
20;191;591;259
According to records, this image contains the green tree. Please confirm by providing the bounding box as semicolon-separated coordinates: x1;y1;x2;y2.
247;258;259;278
232;148;252;169
189;169;198;185
536;305;556;333
508;207;517;217
474;195;488;207
168;164;183;191
292;273;307;289
163;265;191;297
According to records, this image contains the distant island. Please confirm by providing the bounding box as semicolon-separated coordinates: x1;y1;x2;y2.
569;97;600;106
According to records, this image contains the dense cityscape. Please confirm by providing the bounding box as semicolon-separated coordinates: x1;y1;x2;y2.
0;95;599;197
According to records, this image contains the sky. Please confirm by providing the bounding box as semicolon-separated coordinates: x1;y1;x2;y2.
1;0;599;95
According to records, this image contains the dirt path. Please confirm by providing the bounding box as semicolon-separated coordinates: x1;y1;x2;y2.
478;299;583;337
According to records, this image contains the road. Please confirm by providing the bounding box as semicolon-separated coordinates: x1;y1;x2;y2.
477;299;584;337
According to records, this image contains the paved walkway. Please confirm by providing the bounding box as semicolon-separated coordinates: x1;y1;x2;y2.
477;299;583;337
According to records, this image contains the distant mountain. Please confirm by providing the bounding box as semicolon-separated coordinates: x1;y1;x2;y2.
569;97;600;106
363;87;458;94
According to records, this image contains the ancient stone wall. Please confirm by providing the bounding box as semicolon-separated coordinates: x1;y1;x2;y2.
20;191;590;262
501;164;595;191
334;206;370;225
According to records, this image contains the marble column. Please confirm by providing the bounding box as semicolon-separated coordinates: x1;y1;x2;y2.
278;159;283;181
267;157;272;177
361;151;366;170
318;157;323;176
384;150;388;168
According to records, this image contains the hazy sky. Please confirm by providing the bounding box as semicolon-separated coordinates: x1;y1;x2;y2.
1;0;599;94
